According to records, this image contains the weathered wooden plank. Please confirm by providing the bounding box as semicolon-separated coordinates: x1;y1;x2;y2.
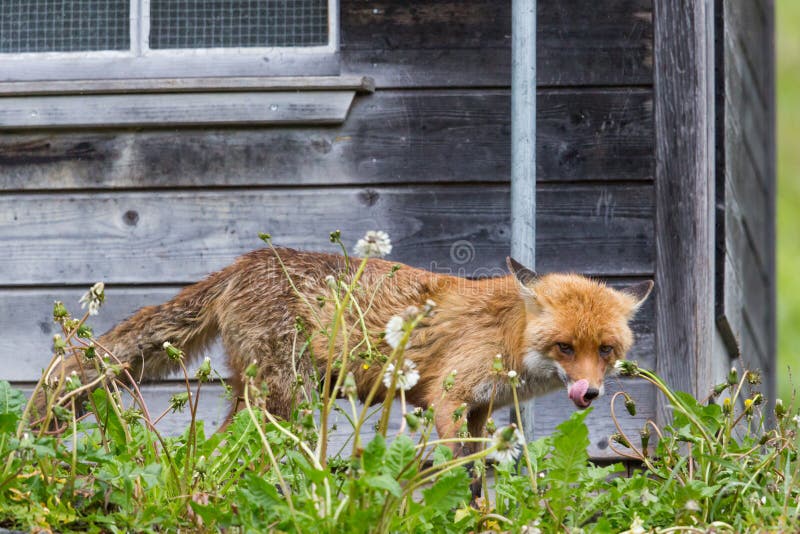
0;89;653;190
724;30;770;189
741;235;770;358
721;185;770;359
0;279;655;382
740;316;768;379
0;51;340;83
724;0;771;105
0;184;654;286
12;379;651;461
717;246;744;357
340;0;653;87
0;76;376;97
724;125;770;275
534;380;656;460
0;91;356;129
654;0;716;423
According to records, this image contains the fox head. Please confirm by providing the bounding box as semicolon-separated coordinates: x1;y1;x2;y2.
506;257;653;409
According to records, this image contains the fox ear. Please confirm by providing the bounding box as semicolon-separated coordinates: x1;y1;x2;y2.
622;280;654;311
506;257;539;297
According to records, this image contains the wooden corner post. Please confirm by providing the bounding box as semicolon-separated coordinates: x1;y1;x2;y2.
654;0;717;423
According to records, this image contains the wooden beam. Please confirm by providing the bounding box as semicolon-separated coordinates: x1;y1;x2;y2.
0;76;375;97
653;0;716;421
0;91;357;129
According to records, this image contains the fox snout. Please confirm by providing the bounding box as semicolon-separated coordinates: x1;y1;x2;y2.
567;379;603;409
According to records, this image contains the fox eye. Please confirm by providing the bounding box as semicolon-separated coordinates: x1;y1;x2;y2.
556;342;574;356
599;345;614;358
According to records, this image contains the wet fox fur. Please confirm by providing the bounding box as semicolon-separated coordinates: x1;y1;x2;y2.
52;248;653;450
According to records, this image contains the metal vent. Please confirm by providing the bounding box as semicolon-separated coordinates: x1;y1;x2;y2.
0;0;130;53
149;0;329;49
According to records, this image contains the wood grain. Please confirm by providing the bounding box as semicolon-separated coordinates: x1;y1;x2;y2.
0;76;376;97
0;183;654;286
653;0;716;423
0;89;653;190
0;91;357;129
340;0;653;87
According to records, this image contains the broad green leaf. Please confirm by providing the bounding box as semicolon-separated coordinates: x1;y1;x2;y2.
364;474;402;497
92;389;127;447
0;381;26;433
422;469;470;514
386;435;416;479
432;445;452;467
362;434;386;473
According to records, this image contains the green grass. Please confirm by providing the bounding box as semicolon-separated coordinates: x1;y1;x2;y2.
777;0;800;400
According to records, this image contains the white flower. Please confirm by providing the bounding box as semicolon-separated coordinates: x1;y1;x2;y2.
489;425;525;464
793;414;800;426
79;282;105;315
383;359;420;391
507;370;518;379
628;514;646;534
353;230;392;258
385;315;410;350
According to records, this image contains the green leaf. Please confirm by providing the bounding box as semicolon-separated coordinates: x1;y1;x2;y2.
548;408;591;479
432;445;452;467
238;471;285;508
91;389;127;447
362;434;386;473
386;435;416;479
422;469;470;513
364;474;402;497
545;409;591;522
0;381;26;433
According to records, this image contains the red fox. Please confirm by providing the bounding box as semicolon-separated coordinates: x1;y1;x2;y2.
53;247;652;450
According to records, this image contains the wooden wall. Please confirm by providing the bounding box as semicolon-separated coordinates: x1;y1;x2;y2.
0;0;657;459
715;0;776;395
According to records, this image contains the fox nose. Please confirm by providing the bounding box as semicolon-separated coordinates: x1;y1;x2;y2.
583;388;600;402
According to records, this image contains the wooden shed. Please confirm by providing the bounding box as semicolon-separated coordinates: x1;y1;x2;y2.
0;0;775;460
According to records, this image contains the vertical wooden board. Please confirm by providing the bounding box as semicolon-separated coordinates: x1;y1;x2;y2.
724;0;771;104
740;317;769;381
654;0;717;418
718;251;744;356
724;126;770;273
724;33;770;188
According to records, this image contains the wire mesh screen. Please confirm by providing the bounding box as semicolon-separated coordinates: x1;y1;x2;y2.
0;1;130;53
149;0;329;49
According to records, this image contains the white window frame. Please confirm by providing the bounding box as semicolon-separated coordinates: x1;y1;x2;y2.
0;0;340;82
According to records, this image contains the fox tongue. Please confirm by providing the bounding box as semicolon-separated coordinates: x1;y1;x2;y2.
568;379;590;406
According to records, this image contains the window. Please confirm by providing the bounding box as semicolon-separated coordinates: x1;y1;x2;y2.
0;0;339;81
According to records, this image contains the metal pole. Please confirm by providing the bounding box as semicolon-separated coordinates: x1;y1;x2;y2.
510;0;536;270
511;0;537;435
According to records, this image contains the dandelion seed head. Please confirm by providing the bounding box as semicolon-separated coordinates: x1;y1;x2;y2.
383;359;420;391
385;315;410;350
353;230;392;258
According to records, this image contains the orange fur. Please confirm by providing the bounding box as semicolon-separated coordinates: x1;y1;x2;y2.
50;248;652;452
